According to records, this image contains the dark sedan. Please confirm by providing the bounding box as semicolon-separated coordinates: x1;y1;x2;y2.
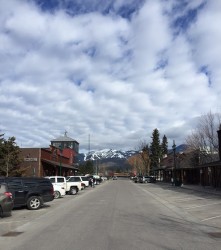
144;176;156;183
0;183;14;217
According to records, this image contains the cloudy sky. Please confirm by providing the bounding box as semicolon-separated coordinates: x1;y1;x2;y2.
0;0;221;153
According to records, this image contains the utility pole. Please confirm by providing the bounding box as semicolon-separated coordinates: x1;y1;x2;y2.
172;140;176;185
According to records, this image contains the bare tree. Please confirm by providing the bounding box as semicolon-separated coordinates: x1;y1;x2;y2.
132;140;151;175
186;111;221;163
127;154;143;175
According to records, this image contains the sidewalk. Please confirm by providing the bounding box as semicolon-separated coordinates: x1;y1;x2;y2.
181;184;221;196
156;181;221;196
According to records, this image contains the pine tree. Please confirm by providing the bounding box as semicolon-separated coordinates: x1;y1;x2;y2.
79;160;94;175
150;128;161;174
161;135;168;157
0;136;22;176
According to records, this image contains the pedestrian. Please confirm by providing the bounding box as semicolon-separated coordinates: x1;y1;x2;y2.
90;177;94;188
93;177;96;186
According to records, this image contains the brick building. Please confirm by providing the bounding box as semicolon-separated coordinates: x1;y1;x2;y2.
20;132;79;177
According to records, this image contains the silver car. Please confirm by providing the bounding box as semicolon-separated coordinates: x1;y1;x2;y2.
0;183;14;217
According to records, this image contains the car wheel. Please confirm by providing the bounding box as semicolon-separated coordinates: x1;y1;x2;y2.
54;191;61;199
27;196;42;210
70;187;77;195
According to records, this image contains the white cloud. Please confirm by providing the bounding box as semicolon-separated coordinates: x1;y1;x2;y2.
0;0;221;152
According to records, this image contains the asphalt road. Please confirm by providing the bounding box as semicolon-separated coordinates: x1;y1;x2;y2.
0;179;221;250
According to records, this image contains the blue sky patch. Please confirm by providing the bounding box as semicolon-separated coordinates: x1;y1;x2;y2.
170;1;206;35
200;65;212;87
31;0;144;19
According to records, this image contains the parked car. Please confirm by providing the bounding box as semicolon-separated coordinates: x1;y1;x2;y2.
101;176;107;181
72;176;89;189
86;175;102;185
65;176;83;194
52;183;66;199
0;183;14;217
45;176;81;195
137;176;145;183
133;176;138;183
112;176;118;180
45;176;66;198
0;177;54;210
143;176;156;183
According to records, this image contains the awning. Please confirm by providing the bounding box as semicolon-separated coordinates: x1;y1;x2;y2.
41;158;79;170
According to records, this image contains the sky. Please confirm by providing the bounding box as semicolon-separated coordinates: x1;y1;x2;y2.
0;0;221;153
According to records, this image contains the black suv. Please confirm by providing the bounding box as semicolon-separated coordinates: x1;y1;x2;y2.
0;177;54;210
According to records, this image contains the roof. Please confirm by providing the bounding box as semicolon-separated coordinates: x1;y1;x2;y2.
51;131;78;143
41;158;79;170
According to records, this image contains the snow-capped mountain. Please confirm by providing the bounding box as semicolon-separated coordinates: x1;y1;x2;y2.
78;149;138;162
78;145;188;163
77;145;188;172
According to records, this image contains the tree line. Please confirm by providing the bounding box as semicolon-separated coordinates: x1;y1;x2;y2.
128;111;221;176
127;128;168;176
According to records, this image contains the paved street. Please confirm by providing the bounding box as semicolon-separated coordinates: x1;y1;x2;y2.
0;179;221;250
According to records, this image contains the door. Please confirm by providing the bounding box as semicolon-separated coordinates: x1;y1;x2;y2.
7;179;26;206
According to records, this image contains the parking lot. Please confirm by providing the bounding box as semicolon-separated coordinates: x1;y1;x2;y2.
0;185;98;236
134;181;221;230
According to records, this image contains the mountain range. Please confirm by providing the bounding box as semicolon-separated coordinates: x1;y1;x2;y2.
78;149;138;162
77;145;188;171
77;149;138;172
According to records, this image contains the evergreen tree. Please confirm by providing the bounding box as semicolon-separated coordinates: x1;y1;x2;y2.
150;128;161;174
161;135;168;156
0;136;22;176
79;160;94;175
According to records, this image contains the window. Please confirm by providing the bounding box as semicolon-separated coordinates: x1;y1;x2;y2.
7;179;23;189
49;178;55;183
67;177;80;182
57;177;65;183
23;180;37;188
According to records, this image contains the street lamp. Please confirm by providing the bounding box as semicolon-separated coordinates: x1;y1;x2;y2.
172;140;176;185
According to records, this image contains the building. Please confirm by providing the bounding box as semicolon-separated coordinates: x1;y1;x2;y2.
157;127;221;188
19;132;79;177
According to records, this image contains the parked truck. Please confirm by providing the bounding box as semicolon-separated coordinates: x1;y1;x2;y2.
65;176;83;195
45;176;82;195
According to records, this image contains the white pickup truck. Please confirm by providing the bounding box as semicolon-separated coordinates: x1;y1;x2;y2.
45;176;82;195
65;176;83;195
